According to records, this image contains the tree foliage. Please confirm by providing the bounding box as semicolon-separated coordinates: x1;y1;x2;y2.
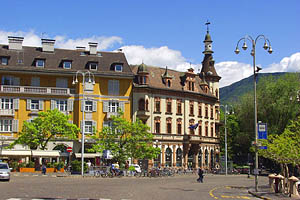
91;111;160;166
10;109;79;150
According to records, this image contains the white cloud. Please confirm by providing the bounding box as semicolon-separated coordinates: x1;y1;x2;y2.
120;45;198;72
215;61;253;87
0;30;122;50
264;52;300;73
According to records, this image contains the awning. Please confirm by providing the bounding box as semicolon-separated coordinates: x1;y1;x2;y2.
75;153;102;158
32;150;60;157
0;150;60;157
1;150;31;156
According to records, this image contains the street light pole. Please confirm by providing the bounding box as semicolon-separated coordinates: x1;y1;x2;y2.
73;70;95;177
235;35;272;192
220;105;233;176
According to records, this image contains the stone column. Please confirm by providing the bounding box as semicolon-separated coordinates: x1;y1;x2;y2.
172;145;176;167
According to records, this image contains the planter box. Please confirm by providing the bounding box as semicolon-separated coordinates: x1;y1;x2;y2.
19;168;35;173
46;168;55;173
54;168;65;173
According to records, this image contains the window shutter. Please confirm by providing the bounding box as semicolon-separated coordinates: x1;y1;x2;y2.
50;100;56;110
92;100;97;112
81;100;84;112
39;100;44;110
92;120;97;133
114;80;119;95
108;80;113;95
103;101;108;112
80;120;84;133
67;100;74;112
120;102;125;112
26;99;31;110
13;98;19;110
12;119;19;132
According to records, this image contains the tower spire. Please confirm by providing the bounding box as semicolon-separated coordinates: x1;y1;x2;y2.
205;20;210;33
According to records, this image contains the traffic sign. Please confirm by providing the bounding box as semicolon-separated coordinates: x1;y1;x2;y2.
258;123;267;139
67;146;72;152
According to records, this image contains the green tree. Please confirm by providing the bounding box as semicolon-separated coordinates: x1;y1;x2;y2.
91;111;160;167
10;109;79;150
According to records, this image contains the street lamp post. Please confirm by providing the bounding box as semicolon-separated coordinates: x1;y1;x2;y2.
220;105;234;176
235;35;272;192
72;70;95;177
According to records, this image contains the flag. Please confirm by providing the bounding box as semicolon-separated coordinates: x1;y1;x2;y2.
189;123;199;130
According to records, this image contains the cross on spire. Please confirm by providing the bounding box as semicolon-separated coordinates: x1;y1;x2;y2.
205;20;210;33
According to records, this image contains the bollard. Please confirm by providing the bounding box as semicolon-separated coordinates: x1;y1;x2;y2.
288;176;299;196
268;174;276;188
275;174;284;193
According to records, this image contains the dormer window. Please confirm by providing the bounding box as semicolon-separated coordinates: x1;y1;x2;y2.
167;80;171;87
115;64;123;72
89;62;98;70
1;57;8;65
36;59;45;68
63;61;72;69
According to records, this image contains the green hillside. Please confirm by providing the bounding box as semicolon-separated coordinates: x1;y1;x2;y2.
220;72;286;104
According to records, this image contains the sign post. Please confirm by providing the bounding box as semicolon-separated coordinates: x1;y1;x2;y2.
258;123;267;149
67;147;72;172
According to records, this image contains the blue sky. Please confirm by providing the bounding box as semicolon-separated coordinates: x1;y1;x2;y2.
0;0;299;87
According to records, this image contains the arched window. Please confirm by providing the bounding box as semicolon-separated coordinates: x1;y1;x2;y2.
166;98;172;113
189;101;194;116
154;117;161;133
205;122;209;137
154;97;161;112
198;102;202;117
177;118;182;135
165;147;172;167
198;149;202;168
176;148;182;167
145;99;149;111
210;149;214;169
138;99;145;111
177;99;182;114
205;149;209;166
198;121;202;136
166;118;172;134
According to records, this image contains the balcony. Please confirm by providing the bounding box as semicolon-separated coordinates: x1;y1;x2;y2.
0;85;71;96
106;112;118;119
136;110;150;120
0;109;14;116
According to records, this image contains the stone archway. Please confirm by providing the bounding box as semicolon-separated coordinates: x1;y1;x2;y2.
165;147;172;167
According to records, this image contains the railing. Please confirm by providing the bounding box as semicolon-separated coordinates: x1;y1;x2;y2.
0;109;14;116
0;85;71;96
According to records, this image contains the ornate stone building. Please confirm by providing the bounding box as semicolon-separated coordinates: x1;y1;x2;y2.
131;30;221;169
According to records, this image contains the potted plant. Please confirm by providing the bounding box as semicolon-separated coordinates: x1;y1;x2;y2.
10;161;19;172
19;162;35;173
46;162;55;173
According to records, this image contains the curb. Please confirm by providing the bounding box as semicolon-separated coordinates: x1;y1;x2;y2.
248;190;272;200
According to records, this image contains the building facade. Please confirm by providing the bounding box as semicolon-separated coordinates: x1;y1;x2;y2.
131;30;221;170
0;36;133;163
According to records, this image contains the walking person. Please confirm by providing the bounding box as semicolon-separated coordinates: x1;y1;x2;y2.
42;163;47;175
197;167;204;183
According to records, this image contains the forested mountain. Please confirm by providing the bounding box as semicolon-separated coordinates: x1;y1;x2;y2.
220;72;286;104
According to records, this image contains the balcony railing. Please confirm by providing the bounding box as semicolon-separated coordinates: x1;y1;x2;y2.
0;85;71;96
0;109;14;116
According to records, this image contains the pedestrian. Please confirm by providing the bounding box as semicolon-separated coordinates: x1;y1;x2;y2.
197;167;204;183
42;163;47;175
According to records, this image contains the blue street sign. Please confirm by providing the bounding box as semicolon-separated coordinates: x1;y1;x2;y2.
259;146;267;149
258;123;267;139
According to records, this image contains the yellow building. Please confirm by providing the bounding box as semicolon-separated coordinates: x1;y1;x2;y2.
0;37;133;163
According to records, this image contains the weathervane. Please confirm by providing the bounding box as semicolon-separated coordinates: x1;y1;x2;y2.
205;20;210;33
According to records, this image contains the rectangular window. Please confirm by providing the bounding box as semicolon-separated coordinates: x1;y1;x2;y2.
108;101;119;113
167;102;172;113
155;101;160;112
1;99;13;109
63;61;72;69
177;123;182;134
56;78;68;88
155;122;160;133
31;77;40;87
167;123;172;134
177;100;182;114
85;101;93;112
89;63;98;70
1;76;19;85
31;100;39;110
36;59;45;67
190;104;194;115
56;100;67;111
108;80;119;96
84;121;93;134
1;57;8;65
198;103;202;117
0;119;12;132
115;64;123;72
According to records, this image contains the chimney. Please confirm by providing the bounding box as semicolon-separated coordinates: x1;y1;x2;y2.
41;39;55;52
88;42;98;55
8;36;24;50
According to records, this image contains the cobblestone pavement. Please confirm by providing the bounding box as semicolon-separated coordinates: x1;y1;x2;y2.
1;173;296;200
